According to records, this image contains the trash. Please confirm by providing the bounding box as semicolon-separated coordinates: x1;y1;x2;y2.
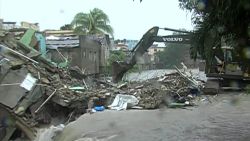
131;106;143;109
68;87;85;90
184;101;190;105
34;124;65;141
135;85;144;89
14;106;25;115
20;73;37;91
175;64;204;88
117;82;128;89
187;94;194;99
108;94;139;110
91;109;97;113
158;76;166;82
105;93;111;96
168;103;186;108
35;89;57;114
94;106;105;111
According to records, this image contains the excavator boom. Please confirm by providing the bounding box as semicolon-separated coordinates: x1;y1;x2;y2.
112;26;191;82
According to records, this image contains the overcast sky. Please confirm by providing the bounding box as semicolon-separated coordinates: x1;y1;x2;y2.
0;0;193;39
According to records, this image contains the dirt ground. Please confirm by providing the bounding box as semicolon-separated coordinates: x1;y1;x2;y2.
55;93;250;141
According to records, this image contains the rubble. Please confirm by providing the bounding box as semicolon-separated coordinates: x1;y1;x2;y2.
99;66;204;110
0;31;93;140
0;29;205;140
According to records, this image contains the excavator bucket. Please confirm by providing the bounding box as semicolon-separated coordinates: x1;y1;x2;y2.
112;61;133;83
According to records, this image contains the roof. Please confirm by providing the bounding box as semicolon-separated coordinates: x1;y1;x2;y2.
3;22;16;24
46;38;79;49
44;30;75;35
150;43;166;48
84;34;110;45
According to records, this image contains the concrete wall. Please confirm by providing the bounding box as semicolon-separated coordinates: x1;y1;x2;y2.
49;47;81;67
148;47;164;56
21;21;40;31
99;35;110;67
79;36;100;75
47;35;111;75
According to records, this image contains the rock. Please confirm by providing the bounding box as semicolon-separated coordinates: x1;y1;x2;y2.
14;106;25;115
69;66;86;79
105;93;111;96
135;85;144;89
41;78;50;84
117;83;127;89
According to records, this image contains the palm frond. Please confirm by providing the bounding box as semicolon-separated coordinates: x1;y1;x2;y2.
71;8;114;36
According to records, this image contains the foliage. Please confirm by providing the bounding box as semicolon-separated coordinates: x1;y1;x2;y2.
156;43;189;69
60;24;73;30
107;50;126;66
179;0;250;63
246;84;250;94
104;50;126;75
71;8;114;36
128;64;139;72
155;29;190;69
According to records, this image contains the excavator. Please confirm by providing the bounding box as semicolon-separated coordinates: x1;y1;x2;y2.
112;26;191;83
112;26;250;92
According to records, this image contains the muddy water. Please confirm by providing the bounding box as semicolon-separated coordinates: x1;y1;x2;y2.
55;94;250;141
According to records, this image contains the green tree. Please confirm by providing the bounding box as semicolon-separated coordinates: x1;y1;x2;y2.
156;30;190;68
156;43;189;69
179;0;250;62
104;50;126;74
71;8;114;36
60;24;73;30
178;0;250;73
107;50;126;66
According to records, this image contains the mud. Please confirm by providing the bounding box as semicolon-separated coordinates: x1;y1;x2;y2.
55;93;250;141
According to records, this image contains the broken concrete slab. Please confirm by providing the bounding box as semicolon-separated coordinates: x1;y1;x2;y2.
0;67;28;108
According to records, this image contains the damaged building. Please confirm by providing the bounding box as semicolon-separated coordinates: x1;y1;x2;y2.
0;27;113;140
45;30;111;75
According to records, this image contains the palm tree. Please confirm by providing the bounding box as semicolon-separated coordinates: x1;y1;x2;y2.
71;8;114;36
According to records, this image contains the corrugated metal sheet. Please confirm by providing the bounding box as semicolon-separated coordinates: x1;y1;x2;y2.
46;38;79;49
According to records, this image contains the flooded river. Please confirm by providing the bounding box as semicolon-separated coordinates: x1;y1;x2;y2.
55;94;250;141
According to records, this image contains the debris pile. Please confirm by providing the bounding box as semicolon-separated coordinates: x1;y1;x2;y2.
0;29;205;140
0;31;89;140
82;68;204;111
110;70;203;109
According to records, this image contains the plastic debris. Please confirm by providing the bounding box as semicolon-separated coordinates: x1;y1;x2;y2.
20;73;37;91
108;94;139;111
94;106;105;111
